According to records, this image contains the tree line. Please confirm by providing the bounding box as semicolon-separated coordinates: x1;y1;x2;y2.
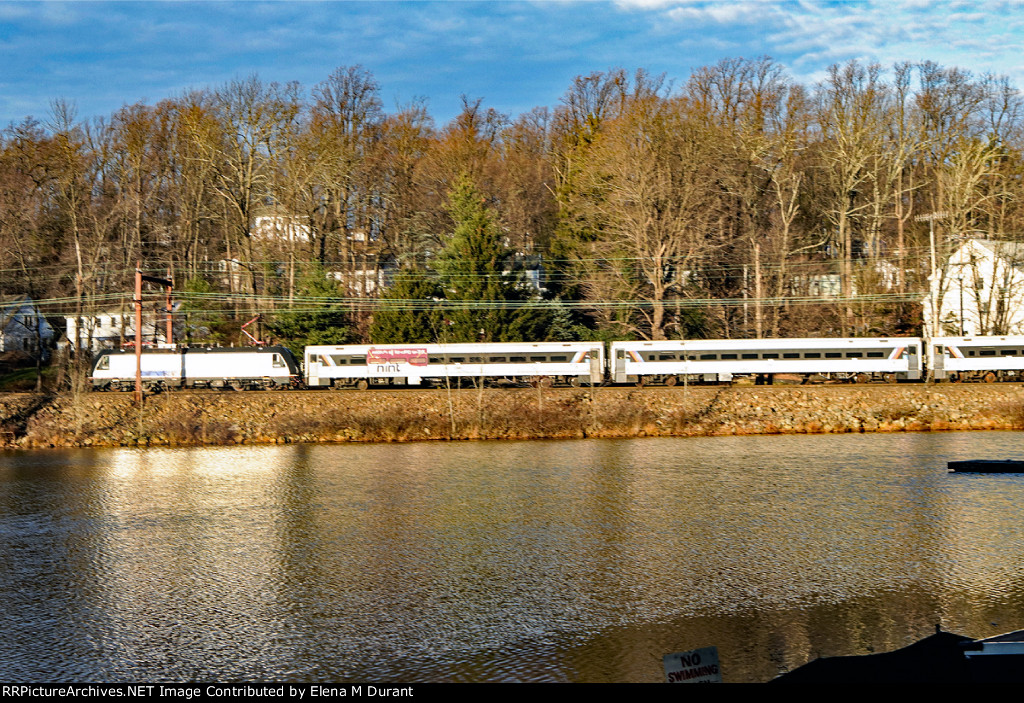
2;57;1022;352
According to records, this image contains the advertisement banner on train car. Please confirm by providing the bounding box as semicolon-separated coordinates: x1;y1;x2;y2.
366;347;429;374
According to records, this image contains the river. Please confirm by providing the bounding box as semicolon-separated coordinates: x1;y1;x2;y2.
3;432;1024;682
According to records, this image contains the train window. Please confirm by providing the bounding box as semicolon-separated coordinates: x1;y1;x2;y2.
721;353;737;360
272;354;286;368
1001;349;1017;356
429;355;443;364
783;353;800;359
644;353;659;361
967;350;976;357
867;352;884;358
551;355;569;362
700;354;718;360
332;357;347;365
742;353;758;359
845;352;863;358
469;357;483;363
687;355;697;360
449;357;465;363
510;356;526;362
97;356;110;370
804;352;821;358
980;350;996;357
825;352;841;358
530;355;547;362
762;353;779;359
490;356;507;363
659;353;676;361
351;356;366;364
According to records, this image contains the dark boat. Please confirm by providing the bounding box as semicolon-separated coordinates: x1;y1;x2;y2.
948;460;1024;473
773;627;1024;683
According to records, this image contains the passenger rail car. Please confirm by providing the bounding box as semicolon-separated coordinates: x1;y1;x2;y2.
90;346;301;391
305;342;605;389
611;337;923;385
929;336;1024;382
91;335;1024;392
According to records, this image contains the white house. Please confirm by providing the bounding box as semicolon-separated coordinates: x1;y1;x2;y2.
923;238;1024;336
251;215;311;243
0;296;55;359
66;303;184;352
326;267;391;296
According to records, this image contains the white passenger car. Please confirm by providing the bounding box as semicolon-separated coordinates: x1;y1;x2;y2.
90;346;301;390
928;336;1024;382
610;337;923;385
305;342;605;389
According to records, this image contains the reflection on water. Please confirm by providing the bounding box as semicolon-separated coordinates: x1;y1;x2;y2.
3;432;1024;682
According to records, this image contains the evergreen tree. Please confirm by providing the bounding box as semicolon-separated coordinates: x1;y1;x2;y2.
267;265;352;352
369;268;444;343
433;172;551;342
179;276;229;344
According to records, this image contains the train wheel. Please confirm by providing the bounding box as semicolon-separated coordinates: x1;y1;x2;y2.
635;377;646;388
854;373;870;384
664;375;678;387
884;373;897;384
949;372;962;384
539;376;553;388
355;379;369;391
984;371;997;384
569;376;581;388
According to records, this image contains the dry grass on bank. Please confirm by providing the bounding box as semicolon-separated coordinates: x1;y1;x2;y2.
10;384;1024;448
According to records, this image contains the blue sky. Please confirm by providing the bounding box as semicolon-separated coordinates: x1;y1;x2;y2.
2;0;1023;128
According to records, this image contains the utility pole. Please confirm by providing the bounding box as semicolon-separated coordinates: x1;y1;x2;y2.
133;262;174;406
958;272;965;336
915;212;948;338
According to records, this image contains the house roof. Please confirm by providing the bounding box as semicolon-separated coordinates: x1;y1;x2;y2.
0;295;36;328
959;238;1024;262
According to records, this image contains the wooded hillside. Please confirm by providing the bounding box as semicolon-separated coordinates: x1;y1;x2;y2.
2;58;1021;346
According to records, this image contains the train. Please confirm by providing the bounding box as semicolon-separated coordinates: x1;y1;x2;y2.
88;335;1024;391
90;345;302;391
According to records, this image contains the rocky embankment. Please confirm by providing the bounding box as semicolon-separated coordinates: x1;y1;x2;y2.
3;384;1024;449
